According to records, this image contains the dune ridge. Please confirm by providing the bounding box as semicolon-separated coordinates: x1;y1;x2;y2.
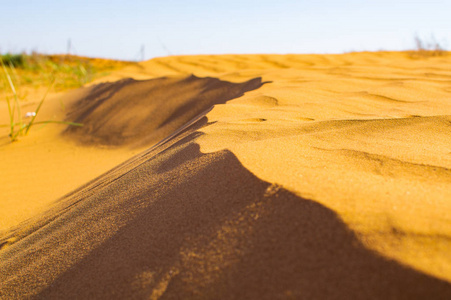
1;52;451;298
1;129;451;299
64;75;265;148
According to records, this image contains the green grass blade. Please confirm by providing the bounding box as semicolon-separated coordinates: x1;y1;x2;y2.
3;61;21;126
31;120;83;127
4;96;14;135
8;61;21;88
1;58;17;141
11;128;22;141
1;60;16;95
1;120;82;128
24;79;55;135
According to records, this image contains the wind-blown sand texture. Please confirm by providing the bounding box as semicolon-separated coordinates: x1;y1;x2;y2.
1;52;451;299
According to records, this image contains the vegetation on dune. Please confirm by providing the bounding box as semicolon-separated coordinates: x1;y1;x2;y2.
0;52;136;90
0;53;25;68
0;52;134;142
409;34;447;58
0;57;83;142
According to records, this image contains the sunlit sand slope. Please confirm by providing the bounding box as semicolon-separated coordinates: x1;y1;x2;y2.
1;52;451;298
1;130;450;299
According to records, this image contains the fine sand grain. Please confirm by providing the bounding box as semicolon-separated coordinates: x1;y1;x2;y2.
1;52;451;299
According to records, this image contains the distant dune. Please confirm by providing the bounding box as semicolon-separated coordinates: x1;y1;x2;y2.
64;75;264;147
1;52;451;299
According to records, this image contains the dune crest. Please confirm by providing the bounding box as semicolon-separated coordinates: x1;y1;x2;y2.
1;129;450;299
64;75;265;148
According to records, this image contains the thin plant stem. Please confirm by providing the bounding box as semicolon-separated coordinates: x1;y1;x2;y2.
8;61;20;87
5;95;14;136
24;78;54;135
1;58;18;141
1;120;82;128
29;120;82;127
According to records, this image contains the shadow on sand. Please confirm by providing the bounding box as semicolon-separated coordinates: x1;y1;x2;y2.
24;139;451;299
63;75;266;148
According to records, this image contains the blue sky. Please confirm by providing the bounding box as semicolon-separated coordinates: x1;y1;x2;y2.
2;0;450;61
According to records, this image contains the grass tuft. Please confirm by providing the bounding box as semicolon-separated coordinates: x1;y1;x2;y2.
1;52;135;142
0;53;25;68
0;56;84;142
0;52;136;90
409;34;447;58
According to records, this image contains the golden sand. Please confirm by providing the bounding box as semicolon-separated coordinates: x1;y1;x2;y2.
1;52;451;298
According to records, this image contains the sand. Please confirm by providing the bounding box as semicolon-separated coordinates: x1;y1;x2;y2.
1;52;451;299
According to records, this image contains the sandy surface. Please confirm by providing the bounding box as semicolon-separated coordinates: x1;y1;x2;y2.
1;52;451;299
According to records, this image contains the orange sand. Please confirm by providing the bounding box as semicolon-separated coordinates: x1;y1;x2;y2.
1;52;451;299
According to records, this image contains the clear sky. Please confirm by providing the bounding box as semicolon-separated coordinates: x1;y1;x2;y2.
2;0;450;61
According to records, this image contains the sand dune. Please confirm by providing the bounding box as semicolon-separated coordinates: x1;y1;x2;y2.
1;52;451;298
2;133;450;299
64;75;264;147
